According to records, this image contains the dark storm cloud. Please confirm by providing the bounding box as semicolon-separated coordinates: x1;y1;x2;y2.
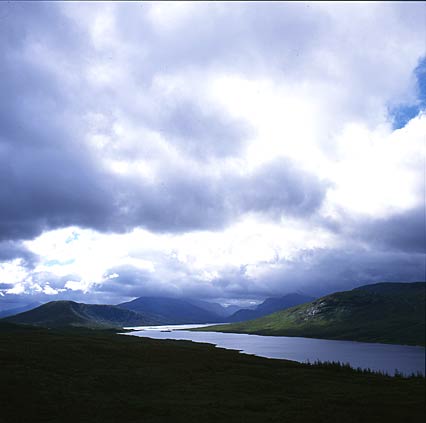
353;207;426;254
93;242;425;303
321;205;426;255
95;263;245;303
0;3;328;242
0;283;13;290
223;247;425;299
2;1;422;247
95;265;172;301
106;157;327;234
75;201;426;302
0;2;90;148
1;2;328;242
0;241;38;268
0;142;118;241
0;131;327;241
0;2;114;240
234;160;328;219
152;99;250;159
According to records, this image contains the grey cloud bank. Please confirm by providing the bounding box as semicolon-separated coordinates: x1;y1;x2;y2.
0;2;424;308
0;2;328;241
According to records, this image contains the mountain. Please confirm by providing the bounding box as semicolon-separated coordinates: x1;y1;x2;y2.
223;305;242;315
3;300;163;329
118;297;224;324
0;302;42;318
201;282;426;346
187;299;241;318
227;293;314;322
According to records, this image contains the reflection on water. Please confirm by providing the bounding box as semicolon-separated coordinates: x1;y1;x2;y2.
124;324;425;376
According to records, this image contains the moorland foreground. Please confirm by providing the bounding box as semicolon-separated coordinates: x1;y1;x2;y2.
0;322;424;423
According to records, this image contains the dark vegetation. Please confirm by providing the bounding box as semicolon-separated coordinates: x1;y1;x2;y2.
4;300;163;329
0;322;424;423
304;359;425;378
201;282;426;346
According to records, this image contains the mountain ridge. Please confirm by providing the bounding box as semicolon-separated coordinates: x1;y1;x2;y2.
117;296;224;324
3;300;163;329
227;293;315;322
198;282;426;346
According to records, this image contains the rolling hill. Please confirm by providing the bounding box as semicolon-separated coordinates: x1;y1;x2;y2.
3;300;163;329
200;282;426;346
117;296;224;324
227;293;314;322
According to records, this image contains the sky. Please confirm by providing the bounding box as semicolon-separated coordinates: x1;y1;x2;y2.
0;1;425;310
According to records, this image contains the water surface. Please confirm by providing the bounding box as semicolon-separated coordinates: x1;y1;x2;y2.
124;324;425;376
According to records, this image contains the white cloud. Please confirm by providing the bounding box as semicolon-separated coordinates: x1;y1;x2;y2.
147;1;199;32
64;280;90;292
326;114;425;217
43;284;61;295
0;260;29;285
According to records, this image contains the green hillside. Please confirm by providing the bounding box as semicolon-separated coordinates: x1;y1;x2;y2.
3;300;163;329
201;282;426;346
227;293;314;322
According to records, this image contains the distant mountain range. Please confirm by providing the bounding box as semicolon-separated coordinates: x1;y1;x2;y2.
4;301;162;329
227;293;314;322
4;283;423;345
117;297;226;324
116;294;314;324
201;282;426;346
0;293;314;329
187;299;240;318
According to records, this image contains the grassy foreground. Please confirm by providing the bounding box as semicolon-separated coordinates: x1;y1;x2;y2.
0;323;424;423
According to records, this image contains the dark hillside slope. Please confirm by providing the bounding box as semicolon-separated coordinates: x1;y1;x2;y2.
187;299;241;318
118;296;223;324
3;300;162;329
228;293;314;322
202;282;426;346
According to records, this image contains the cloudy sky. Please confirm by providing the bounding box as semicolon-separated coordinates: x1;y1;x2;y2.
0;1;425;310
